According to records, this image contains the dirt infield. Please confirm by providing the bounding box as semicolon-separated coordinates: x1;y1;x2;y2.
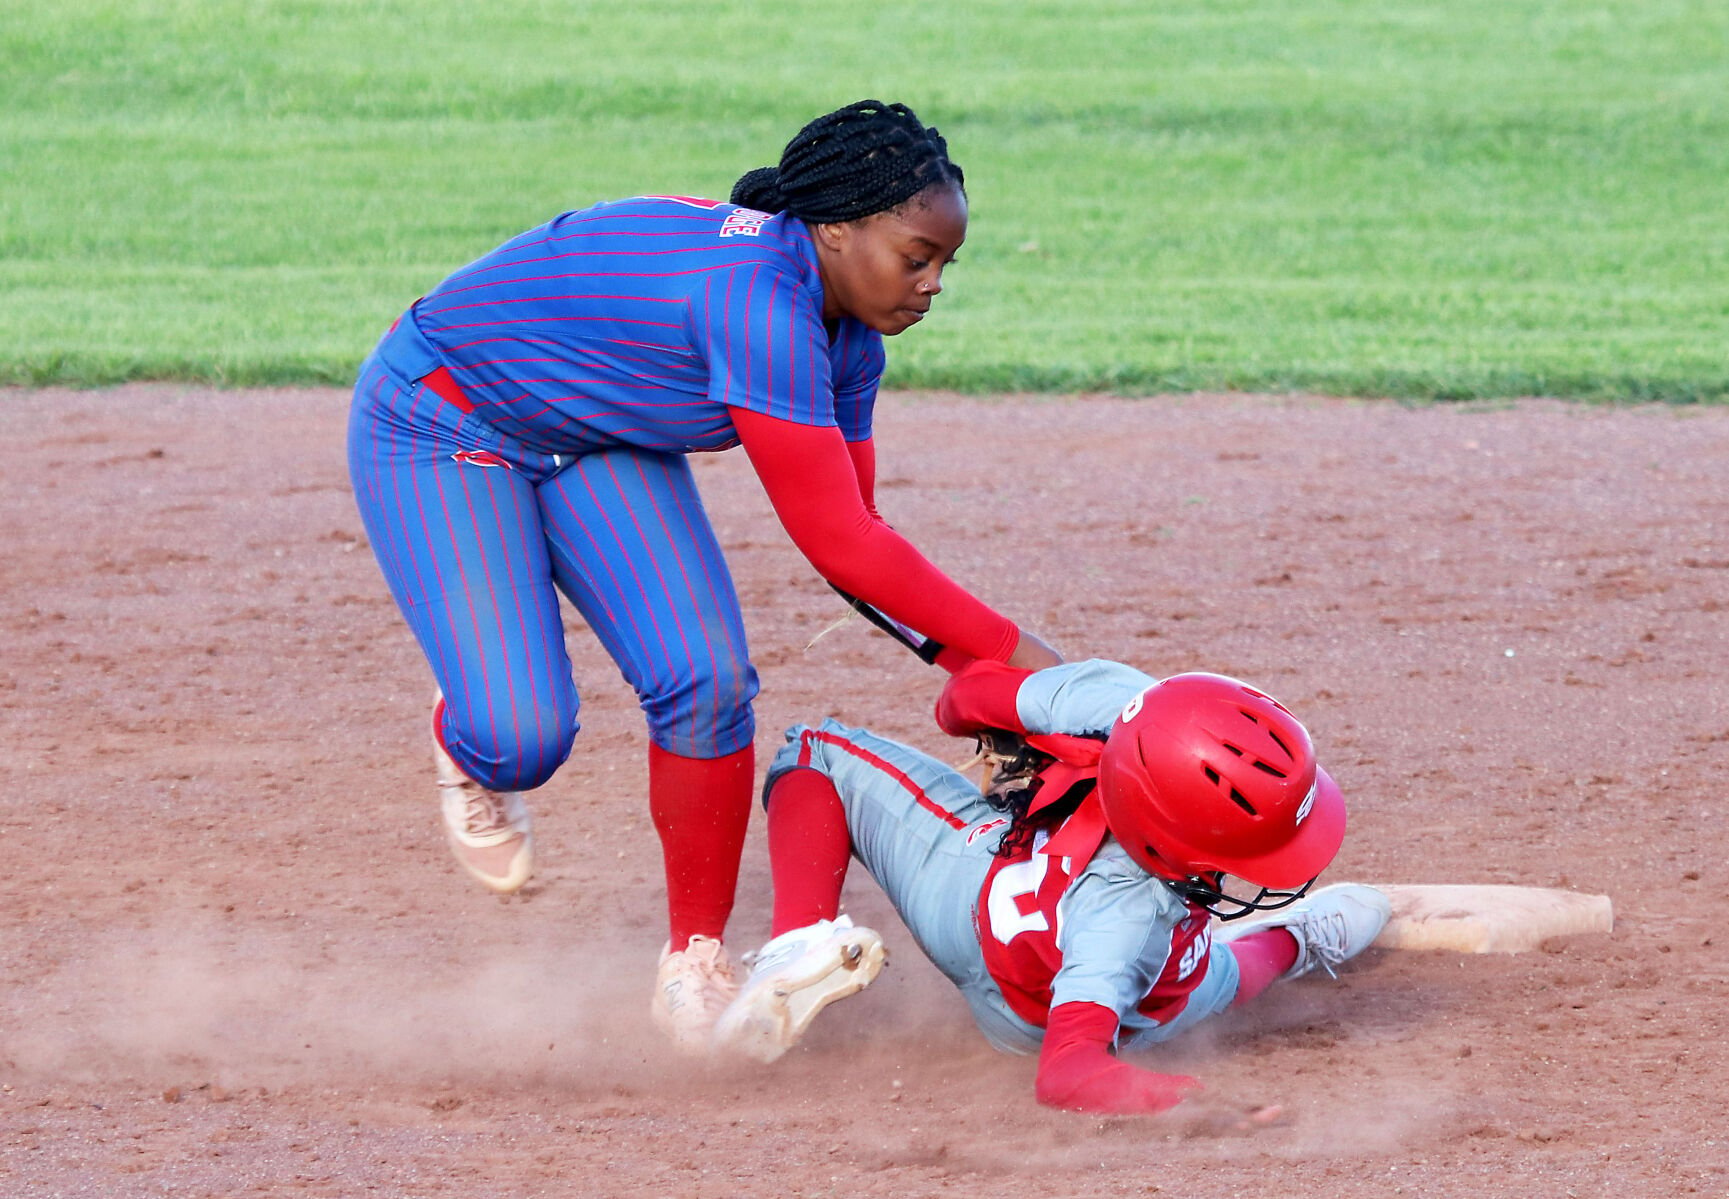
4;386;1726;1197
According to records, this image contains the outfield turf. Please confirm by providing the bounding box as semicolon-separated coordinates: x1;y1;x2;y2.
2;0;1725;399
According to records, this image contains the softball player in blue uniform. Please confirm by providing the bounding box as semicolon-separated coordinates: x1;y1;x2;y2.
347;101;1061;1051
714;661;1391;1113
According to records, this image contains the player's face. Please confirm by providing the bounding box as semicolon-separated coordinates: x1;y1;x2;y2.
813;184;967;336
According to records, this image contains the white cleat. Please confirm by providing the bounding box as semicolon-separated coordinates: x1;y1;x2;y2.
1216;883;1391;981
652;935;740;1055
434;722;533;895
711;916;887;1063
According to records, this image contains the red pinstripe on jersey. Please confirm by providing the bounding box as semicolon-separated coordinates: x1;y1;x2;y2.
396;197;882;457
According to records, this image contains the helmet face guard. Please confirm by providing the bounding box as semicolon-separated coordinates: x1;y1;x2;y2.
1168;872;1317;921
1127;831;1321;920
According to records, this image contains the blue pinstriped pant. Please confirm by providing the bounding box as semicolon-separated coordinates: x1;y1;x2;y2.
347;353;759;790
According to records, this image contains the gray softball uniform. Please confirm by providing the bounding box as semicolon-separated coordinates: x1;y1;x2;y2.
764;659;1241;1055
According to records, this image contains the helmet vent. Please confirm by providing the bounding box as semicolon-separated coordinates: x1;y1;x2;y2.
1221;741;1245;757
1252;760;1288;779
1266;728;1293;760
1205;764;1259;814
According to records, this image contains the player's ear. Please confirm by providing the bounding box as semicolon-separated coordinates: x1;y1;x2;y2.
811;221;851;253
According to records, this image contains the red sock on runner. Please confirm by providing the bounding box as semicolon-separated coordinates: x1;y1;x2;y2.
1227;928;1301;1005
764;768;852;936
648;742;754;948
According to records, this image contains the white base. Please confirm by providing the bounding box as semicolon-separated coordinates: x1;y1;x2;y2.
1370;883;1613;953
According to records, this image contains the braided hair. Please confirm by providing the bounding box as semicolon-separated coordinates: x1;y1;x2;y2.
990;775;1094;862
967;731;1105;861
731;100;965;224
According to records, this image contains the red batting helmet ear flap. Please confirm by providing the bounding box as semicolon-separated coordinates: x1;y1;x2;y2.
1096;674;1346;892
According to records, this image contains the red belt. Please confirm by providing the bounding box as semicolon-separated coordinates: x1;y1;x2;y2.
422;365;475;414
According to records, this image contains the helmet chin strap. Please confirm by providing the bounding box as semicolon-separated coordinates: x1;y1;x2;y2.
1167;872;1318;921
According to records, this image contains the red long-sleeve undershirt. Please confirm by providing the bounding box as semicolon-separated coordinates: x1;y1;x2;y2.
934;658;1033;735
1036;1002;1200;1114
731;407;1020;664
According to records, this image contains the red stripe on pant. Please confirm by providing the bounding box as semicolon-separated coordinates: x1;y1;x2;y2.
797;727;968;830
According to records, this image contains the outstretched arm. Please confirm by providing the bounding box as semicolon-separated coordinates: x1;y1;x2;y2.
732;406;1026;663
843;435;880;520
1035;1001;1200;1115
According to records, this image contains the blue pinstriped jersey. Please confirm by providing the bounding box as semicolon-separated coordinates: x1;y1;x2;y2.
393;196;884;456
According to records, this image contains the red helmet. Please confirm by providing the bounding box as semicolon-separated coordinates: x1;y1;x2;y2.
1096;673;1345;890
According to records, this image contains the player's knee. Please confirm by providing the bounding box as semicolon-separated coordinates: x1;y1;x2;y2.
447;692;579;792
765;728;816;782
763;764;840;809
755;734;809;811
703;653;759;719
643;657;759;759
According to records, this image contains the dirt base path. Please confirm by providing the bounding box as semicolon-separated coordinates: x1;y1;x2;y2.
3;386;1726;1197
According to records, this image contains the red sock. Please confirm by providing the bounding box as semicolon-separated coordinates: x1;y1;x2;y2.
765;768;852;936
648;742;754;947
1227;928;1301;1006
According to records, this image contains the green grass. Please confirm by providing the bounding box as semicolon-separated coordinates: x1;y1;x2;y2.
3;0;1726;399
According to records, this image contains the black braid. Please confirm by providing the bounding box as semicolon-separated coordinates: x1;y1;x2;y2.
730;99;965;224
990;775;1095;861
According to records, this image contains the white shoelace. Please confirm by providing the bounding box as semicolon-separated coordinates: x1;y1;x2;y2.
461;793;506;835
449;782;522;838
1306;910;1357;977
